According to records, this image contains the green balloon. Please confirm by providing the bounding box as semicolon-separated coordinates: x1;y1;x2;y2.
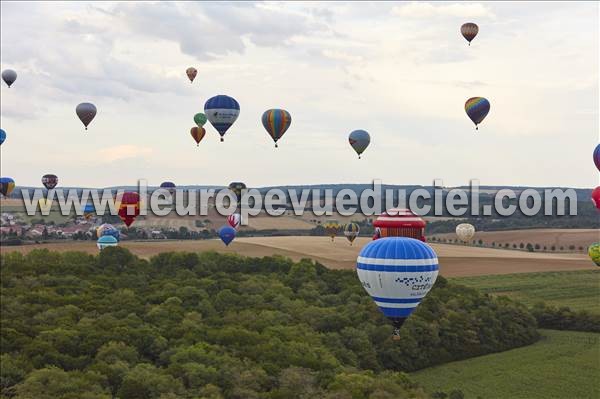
194;113;207;127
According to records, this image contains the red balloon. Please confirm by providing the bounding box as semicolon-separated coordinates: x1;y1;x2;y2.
118;192;140;227
592;187;600;210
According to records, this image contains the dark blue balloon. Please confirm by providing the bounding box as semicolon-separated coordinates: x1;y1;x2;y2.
0;129;6;145
218;225;236;246
204;95;240;141
160;182;176;189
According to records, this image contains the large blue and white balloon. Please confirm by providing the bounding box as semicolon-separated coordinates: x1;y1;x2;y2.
356;237;439;335
204;95;240;142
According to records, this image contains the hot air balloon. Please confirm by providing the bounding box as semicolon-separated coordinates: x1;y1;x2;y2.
262;109;292;148
588;243;600;266
42;174;58;190
204;95;240;142
0;129;6;145
228;182;247;203
455;223;475;243
2;69;17;88
83;203;96;220
373;227;382;240
461;23;479;45
357;237;439;338
324;219;340;242
592;187;600;210
349;130;370;159
76;103;97;130
38;198;52;212
190;126;206;147
117;192;140;227
344;223;360;245
0;177;15;197
594;144;600;172
97;223;120;240
194;113;207;127
465;97;490;130
186;67;197;83
219;225;236;246
227;213;242;230
373;209;427;242
97;235;119;251
160;182;176;195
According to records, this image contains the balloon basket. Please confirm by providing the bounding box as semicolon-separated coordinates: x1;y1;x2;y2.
220;138;224;142
392;328;401;341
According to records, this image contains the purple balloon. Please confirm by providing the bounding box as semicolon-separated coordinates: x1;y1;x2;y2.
594;144;600;172
76;102;97;130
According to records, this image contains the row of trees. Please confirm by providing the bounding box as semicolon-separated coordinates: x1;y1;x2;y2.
1;249;540;398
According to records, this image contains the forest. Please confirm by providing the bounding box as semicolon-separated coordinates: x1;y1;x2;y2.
0;248;541;398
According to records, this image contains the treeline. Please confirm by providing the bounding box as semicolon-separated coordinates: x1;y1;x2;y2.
0;249;539;398
531;303;600;333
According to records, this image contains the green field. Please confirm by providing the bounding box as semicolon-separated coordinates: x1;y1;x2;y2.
412;329;600;399
450;270;600;314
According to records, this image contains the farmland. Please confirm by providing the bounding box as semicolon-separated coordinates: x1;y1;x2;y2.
412;329;600;399
0;236;592;277
450;270;600;314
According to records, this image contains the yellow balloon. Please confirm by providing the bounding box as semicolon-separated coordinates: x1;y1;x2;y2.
588;243;600;266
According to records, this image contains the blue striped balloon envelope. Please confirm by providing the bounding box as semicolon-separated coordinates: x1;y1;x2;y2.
204;95;240;142
356;237;439;337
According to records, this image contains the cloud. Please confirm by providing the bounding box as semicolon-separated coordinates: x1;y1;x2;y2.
392;2;495;19
96;145;153;162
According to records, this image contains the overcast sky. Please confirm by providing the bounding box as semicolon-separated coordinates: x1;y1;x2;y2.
1;2;598;188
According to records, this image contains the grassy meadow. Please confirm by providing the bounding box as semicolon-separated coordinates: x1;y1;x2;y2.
450;270;600;314
412;329;600;399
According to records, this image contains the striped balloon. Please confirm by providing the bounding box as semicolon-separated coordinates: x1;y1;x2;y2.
464;97;490;129
588;243;600;266
461;22;479;45
262;109;292;147
0;177;15;197
356;237;439;336
204;95;240;142
344;222;360;245
97;235;118;251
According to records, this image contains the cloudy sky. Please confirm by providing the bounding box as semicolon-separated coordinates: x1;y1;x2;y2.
1;2;598;188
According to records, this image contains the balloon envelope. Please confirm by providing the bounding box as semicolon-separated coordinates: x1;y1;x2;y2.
0;177;16;197
461;22;479;44
455;223;475;243
97;235;118;251
324;219;340;241
219;225;236;246
42;174;58;190
356;237;439;331
349;130;371;158
2;69;17;88
228;182;246;202
97;224;120;240
227;213;242;230
83;203;96;220
344;223;360;244
465;97;490;128
204;95;240;141
194;113;207;127
186;67;197;82
594;144;600;172
117;192;140;227
592;187;600;210
0;129;6;145
190;127;206;146
262;109;292;147
588;243;600;266
76;103;97;130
